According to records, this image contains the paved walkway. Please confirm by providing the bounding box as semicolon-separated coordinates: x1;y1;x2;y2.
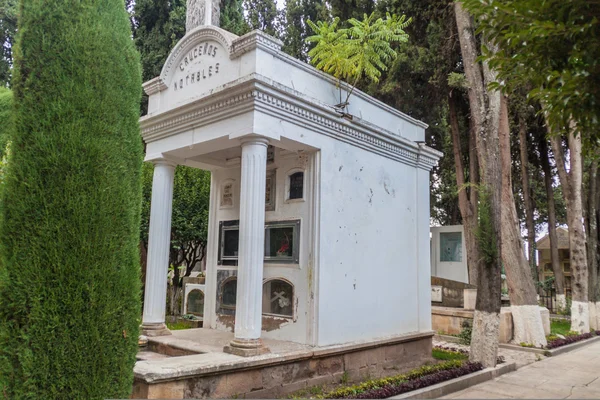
442;339;600;399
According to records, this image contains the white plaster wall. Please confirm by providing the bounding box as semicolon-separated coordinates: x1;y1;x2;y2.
315;138;423;346
430;225;469;284
205;149;312;344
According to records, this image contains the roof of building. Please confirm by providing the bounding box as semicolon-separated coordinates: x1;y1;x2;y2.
536;227;569;250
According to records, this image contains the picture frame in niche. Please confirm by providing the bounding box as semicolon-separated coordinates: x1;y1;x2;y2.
265;169;276;211
217;219;300;264
220;179;235;209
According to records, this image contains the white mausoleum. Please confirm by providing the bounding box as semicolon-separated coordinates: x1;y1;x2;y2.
140;22;441;357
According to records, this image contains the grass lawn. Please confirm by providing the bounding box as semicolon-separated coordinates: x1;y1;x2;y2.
432;348;468;361
550;319;572;336
166;321;193;330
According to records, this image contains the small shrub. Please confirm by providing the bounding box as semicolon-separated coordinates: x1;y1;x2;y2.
520;342;535;348
322;360;463;399
458;320;472;345
351;363;484;399
340;371;349;384
546;331;600;349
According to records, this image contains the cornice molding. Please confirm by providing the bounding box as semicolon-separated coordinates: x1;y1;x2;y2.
230;30;283;59
143;77;168;96
140;77;441;171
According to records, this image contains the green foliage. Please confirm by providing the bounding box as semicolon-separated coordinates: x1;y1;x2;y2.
328;0;374;22
282;0;330;61
0;87;12;156
550;319;571;336
134;0;186;83
307;13;411;87
475;187;498;265
0;0;143;397
457;320;473;345
244;0;280;37
220;0;250;36
0;0;17;86
432;348;468;361
461;0;600;148
166;320;194;330
314;360;463;399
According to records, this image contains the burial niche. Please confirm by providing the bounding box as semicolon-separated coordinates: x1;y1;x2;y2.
186;289;205;317
221;277;237;309
288;171;304;200
262;279;294;317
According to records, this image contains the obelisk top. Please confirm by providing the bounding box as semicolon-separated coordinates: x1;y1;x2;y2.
186;0;220;32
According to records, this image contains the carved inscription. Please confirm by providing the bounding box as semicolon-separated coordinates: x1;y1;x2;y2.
172;42;222;91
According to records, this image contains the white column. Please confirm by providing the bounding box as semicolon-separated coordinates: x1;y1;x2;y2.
142;159;176;336
224;137;270;356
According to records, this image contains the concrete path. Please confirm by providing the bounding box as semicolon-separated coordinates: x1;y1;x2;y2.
443;339;600;399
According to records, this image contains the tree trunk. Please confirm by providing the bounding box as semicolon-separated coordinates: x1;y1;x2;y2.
449;91;480;286
499;97;546;347
518;117;538;287
587;161;598;328
455;2;503;368
551;129;589;333
537;135;566;308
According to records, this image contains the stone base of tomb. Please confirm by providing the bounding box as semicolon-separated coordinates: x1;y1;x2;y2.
132;328;434;399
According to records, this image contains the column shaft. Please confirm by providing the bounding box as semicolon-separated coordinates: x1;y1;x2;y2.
142;160;176;336
224;138;270;356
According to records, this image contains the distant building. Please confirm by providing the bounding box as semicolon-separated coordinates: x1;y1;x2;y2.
536;227;572;296
430;225;469;284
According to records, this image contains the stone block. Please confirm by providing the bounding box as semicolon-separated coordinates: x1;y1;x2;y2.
131;380;149;399
146;381;185;399
539;306;551;335
344;350;369;371
226;370;263;395
313;356;344;376
186;376;220;399
384;343;405;362
464;289;477;310
499;307;514;343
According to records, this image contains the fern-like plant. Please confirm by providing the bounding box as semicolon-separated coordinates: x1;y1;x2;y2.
306;12;411;110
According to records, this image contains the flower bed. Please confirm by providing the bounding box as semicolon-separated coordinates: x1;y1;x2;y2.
350;363;483;399
309;359;485;399
546;330;600;349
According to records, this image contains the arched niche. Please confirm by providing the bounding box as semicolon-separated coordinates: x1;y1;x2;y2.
262;278;294;318
285;168;305;202
186;289;205;317
221;277;237;309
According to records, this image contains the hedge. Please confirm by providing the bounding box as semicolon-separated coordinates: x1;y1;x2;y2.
0;0;143;398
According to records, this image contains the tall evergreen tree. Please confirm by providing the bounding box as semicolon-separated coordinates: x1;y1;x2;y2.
282;0;329;61
0;0;143;397
244;0;280;37
221;0;250;35
329;0;374;22
134;0;186;83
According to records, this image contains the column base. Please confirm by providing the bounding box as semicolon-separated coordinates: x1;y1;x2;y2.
223;338;270;357
141;322;172;337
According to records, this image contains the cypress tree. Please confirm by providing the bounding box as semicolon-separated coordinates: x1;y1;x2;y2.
0;0;143;397
221;0;250;35
244;0;280;37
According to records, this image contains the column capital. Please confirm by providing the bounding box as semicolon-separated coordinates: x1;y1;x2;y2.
239;136;269;148
151;158;178;168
